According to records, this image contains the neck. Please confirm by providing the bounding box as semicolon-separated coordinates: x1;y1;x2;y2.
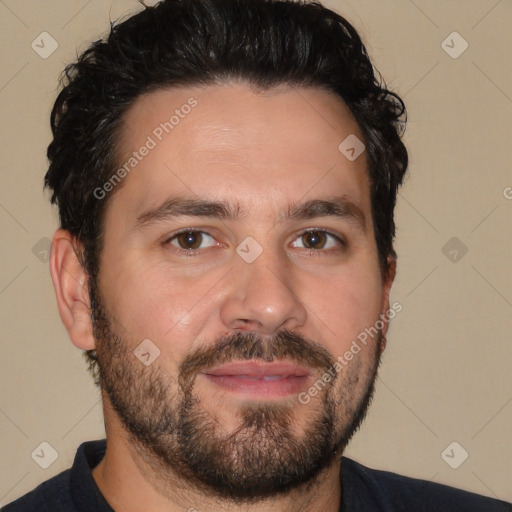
92;402;343;512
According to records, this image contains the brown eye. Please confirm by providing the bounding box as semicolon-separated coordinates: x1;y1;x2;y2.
291;230;342;251
169;231;215;250
301;231;327;249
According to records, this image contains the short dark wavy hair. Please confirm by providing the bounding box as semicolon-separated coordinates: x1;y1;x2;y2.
46;0;407;338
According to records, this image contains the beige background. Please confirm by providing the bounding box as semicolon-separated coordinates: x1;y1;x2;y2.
1;0;511;506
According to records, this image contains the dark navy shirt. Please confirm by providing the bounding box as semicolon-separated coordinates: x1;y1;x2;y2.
3;440;511;511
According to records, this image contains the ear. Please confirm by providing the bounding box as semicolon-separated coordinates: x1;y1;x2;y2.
379;255;397;347
49;229;96;350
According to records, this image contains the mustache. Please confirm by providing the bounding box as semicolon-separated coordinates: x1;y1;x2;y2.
179;330;335;386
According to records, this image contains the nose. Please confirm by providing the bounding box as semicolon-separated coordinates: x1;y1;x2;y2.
219;251;307;335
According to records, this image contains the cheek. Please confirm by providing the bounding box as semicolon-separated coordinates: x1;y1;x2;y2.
305;264;383;357
98;256;223;354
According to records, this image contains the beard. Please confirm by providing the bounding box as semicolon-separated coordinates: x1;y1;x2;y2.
89;279;381;503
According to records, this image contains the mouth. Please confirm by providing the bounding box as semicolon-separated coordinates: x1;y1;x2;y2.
201;360;313;398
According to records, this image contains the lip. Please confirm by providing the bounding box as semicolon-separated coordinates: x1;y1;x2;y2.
202;360;313;398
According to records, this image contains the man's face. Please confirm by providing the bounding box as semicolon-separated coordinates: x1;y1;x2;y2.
91;84;393;500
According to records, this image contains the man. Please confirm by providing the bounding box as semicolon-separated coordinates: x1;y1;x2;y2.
3;0;510;511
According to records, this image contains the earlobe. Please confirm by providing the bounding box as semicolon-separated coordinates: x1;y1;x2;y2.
49;229;96;350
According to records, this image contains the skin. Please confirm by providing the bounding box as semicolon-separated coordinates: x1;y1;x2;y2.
50;83;396;512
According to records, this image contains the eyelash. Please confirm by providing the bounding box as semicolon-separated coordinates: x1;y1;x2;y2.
163;228;220;257
163;228;346;257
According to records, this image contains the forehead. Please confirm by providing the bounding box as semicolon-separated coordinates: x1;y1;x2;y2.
109;83;371;224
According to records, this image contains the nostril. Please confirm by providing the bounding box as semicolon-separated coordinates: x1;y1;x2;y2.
231;319;262;332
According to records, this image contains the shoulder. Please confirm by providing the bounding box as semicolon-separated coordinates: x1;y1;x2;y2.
342;457;512;512
1;440;107;512
1;469;76;512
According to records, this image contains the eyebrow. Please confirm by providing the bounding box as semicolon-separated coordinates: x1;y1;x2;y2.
134;195;366;232
135;198;240;228
287;197;366;232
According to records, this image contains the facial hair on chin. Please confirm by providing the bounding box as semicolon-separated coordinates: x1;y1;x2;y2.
90;280;382;502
